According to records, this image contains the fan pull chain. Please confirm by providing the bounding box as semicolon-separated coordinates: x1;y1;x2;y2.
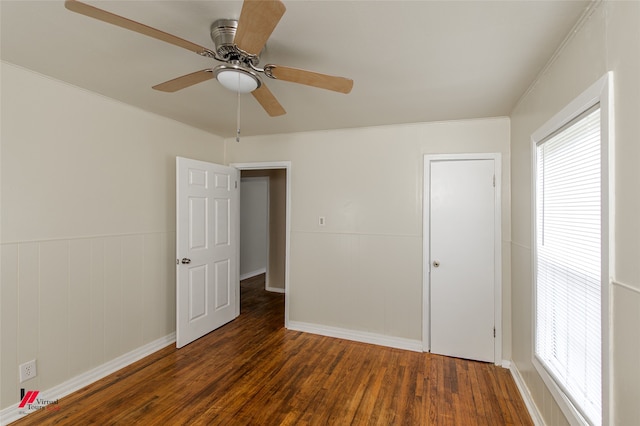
236;74;241;143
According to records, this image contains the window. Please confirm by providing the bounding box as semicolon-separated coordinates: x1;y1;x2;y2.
532;73;612;426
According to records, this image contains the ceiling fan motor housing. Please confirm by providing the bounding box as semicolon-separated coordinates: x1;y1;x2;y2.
210;19;259;66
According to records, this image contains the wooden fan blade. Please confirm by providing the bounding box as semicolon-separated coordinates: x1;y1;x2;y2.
252;84;286;117
64;0;212;56
234;0;286;55
153;70;214;92
268;66;354;94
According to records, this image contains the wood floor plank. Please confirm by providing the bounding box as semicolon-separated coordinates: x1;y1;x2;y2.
10;274;533;425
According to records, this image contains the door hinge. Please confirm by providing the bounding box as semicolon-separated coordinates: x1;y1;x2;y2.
493;327;496;338
492;174;496;187
176;258;179;265
235;180;238;189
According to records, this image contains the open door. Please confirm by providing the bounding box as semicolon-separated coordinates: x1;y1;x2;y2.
176;157;239;348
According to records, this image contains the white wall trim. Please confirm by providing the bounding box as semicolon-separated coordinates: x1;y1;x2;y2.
0;333;176;425
0;230;176;246
288;321;423;352
265;286;285;294
239;267;267;281
612;279;640;295
509;362;546;426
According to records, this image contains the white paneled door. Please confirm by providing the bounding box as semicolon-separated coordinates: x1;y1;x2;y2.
426;156;499;363
176;157;239;348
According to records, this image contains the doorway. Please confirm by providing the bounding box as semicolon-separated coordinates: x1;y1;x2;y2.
423;154;502;364
239;176;270;283
232;161;291;327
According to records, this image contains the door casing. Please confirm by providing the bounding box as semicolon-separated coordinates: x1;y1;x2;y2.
422;153;502;364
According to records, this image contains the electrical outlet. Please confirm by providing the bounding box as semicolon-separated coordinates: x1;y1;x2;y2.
19;360;37;382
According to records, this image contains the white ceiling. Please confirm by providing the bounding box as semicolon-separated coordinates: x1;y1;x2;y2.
1;1;590;138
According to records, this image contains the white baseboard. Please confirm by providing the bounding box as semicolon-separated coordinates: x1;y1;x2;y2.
0;333;176;425
239;268;266;281
287;321;423;352
509;361;546;426
265;286;285;293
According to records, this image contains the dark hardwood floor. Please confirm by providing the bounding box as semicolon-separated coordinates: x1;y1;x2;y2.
11;274;532;425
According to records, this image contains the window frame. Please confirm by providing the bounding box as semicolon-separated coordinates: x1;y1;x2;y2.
530;72;613;426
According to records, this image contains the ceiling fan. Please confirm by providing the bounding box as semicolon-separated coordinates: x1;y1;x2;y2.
64;0;354;117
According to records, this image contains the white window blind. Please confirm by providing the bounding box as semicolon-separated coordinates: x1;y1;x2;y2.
535;106;601;425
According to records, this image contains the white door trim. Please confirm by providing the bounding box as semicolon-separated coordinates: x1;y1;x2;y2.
231;161;291;327
423;153;502;364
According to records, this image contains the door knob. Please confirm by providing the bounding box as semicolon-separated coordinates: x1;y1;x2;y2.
181;258;191;264
432;260;440;268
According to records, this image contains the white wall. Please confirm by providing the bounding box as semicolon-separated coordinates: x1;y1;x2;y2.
0;63;225;410
225;118;511;348
510;2;640;424
240;177;269;279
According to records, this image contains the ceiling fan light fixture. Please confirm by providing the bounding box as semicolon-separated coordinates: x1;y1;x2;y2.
213;64;261;94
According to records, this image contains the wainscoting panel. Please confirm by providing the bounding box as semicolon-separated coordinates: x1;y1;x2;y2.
0;232;176;411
